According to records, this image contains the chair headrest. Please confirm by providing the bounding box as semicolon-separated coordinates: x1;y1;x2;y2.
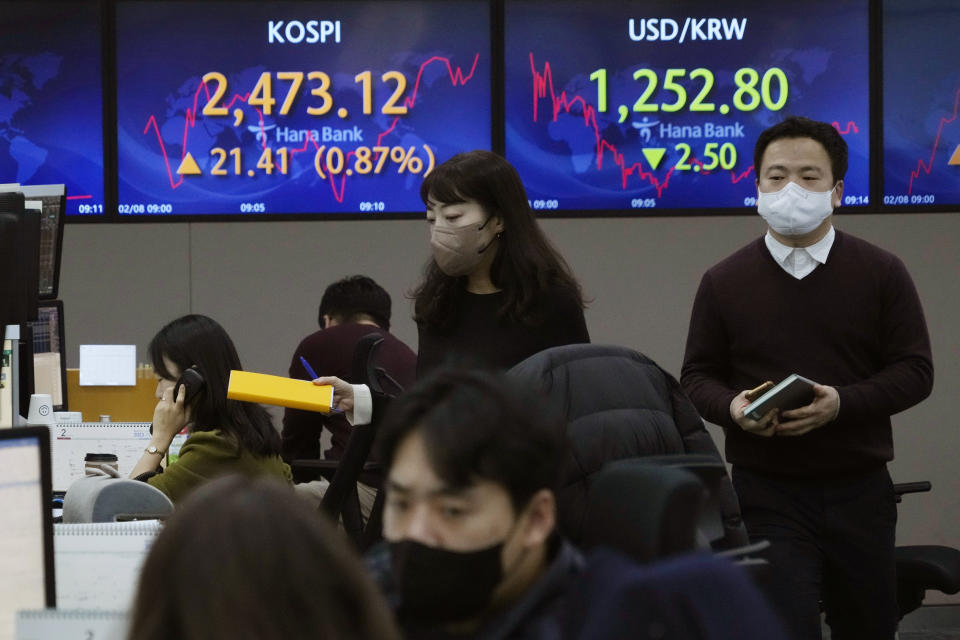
581;460;705;564
63;476;174;523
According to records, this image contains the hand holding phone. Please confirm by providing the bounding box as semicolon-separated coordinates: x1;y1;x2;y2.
151;367;205;437
173;366;206;404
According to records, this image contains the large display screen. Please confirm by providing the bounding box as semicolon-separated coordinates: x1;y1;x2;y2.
0;2;106;217
883;0;960;208
504;0;870;213
115;0;491;216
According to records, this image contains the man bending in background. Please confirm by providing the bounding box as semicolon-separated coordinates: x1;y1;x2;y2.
283;275;416;512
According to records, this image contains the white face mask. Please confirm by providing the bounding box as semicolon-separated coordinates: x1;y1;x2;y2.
757;181;836;236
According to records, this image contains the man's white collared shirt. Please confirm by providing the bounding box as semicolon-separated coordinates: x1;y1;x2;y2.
764;226;835;279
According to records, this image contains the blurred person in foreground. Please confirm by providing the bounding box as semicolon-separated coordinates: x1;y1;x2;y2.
367;368;788;640
128;474;400;640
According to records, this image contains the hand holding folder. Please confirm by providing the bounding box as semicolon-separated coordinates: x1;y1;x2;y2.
226;370;335;413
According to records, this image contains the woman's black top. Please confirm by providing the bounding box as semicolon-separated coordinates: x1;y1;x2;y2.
416;286;589;377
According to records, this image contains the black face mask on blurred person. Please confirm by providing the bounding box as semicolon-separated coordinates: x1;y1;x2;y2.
391;538;504;625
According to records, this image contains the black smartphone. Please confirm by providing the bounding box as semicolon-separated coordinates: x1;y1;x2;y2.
173;366;206;404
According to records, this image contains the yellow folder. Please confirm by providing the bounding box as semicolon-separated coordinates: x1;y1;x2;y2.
227;370;334;413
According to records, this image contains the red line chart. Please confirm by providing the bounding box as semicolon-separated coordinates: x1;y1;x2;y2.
832;121;859;135
906;87;960;195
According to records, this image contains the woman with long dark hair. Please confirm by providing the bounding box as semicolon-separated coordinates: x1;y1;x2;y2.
129;314;291;502
311;151;588;422
414;149;589;375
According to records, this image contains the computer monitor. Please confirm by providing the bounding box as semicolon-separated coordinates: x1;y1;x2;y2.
503;0;870;213
0;191;40;326
20;185;66;301
18;324;36;422
0;2;106;218
28;301;68;412
115;0;492;218
0;427;56;639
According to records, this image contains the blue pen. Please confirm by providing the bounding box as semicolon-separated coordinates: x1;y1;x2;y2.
299;356;344;414
299;356;319;379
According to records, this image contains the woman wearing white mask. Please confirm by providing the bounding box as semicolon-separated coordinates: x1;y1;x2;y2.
413;150;589;376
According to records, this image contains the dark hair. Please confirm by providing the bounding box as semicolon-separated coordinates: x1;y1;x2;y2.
128;475;401;640
414;150;584;330
319;275;392;330
148;314;281;457
753;116;848;183
378;368;568;513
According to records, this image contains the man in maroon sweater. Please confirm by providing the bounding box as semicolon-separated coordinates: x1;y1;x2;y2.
681;117;933;640
283;276;417;510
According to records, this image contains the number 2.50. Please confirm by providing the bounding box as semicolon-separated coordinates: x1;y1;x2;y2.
674;142;737;171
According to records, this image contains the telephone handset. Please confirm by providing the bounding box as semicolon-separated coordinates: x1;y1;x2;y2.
151;366;205;436
173;366;206;404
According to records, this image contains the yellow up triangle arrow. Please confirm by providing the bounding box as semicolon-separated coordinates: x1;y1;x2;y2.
641;147;667;170
177;152;203;176
948;144;960;166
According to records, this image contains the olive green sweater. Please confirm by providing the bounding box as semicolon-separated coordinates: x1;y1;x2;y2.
147;429;292;503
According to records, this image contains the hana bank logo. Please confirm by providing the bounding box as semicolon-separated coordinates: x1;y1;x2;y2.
248;124;277;145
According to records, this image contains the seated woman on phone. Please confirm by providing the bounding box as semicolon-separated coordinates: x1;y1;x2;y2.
129;314;292;503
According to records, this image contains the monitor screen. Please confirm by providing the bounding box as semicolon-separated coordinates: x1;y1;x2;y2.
0;191;39;325
0;194;26;327
0;427;56;639
503;0;870;213
29;301;67;412
0;2;106;217
20;185;66;300
115;0;492;217
882;0;960;209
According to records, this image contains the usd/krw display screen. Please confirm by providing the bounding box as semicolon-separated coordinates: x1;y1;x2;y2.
883;0;960;208
0;2;105;216
115;1;490;216
504;0;869;213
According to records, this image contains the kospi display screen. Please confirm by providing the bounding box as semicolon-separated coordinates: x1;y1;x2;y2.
504;0;870;213
0;2;106;217
115;1;491;217
883;0;960;208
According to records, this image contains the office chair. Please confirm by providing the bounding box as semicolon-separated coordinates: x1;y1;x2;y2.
581;458;706;563
507;343;749;551
573;458;787;639
626;453;734;549
894;481;960;618
291;332;398;550
63;475;173;522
